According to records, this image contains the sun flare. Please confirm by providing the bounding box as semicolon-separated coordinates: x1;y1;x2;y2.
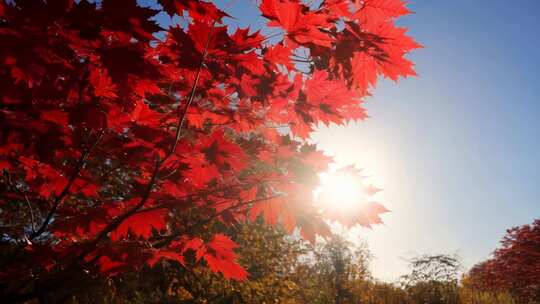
315;170;368;212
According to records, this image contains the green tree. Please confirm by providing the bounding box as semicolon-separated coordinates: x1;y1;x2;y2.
294;235;372;304
401;254;462;304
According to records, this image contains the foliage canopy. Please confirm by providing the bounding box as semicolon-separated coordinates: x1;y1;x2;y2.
0;0;419;302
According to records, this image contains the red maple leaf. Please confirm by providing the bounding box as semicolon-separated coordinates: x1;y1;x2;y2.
249;195;286;226
355;0;411;27
160;0;229;22
264;44;294;70
260;0;333;47
110;209;167;241
202;234;248;280
41;110;69;126
89;68;118;99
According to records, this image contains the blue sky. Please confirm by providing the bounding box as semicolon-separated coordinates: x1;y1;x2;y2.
148;0;540;280
316;0;540;280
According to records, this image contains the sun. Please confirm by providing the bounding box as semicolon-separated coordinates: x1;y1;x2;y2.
315;169;368;212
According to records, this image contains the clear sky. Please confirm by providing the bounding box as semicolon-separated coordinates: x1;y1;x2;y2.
315;0;540;280
148;0;540;281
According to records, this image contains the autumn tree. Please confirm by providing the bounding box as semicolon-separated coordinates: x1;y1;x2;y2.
467;219;540;303
0;0;419;302
460;272;517;304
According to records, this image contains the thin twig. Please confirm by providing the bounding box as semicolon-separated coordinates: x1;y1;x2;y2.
167;22;216;161
30;131;104;239
152;194;280;249
23;194;36;234
6;172;36;234
133;180;267;214
82;159;161;251
78;20;218;259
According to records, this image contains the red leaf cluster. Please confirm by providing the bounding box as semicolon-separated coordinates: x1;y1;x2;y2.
468;219;540;300
0;0;418;293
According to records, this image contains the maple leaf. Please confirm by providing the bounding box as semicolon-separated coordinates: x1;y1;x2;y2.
370;21;423;52
184;237;205;253
230;27;264;50
101;0;162;42
185;107;230;129
324;0;352;18
0;134;23;156
188;22;228;54
235;52;266;75
130;100;161;126
290;111;314;139
110;209;167;241
362;202;390;226
198;130;247;172
89;68;118;99
355;0;411;27
239;186;258;203
159;0;229;22
260;0;333;47
147;250;185;267
97;256;126;274
160;180;188;199
72;178;100;197
239;74;260;97
41;110;69;126
298;216;331;244
133;79;163;97
365;184;383;195
39;178;69;198
184;153;221;188
378;52;417;81
260;0;302;30
18;156;69;197
202;234;248;280
264;44;294;70
249;195;285;226
301;148;333;171
351;51;379;94
305;70;359;125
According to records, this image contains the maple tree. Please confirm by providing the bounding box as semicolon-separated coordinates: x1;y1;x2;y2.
467;218;540;302
0;0;419;302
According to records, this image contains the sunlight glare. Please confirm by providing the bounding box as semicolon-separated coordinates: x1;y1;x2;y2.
315;171;367;212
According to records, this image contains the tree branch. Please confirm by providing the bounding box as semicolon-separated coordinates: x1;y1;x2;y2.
80;159;160;258
167;22;216;161
77;21;217;260
30;131;103;240
5;171;37;235
133;179;267;215
152;194;281;249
